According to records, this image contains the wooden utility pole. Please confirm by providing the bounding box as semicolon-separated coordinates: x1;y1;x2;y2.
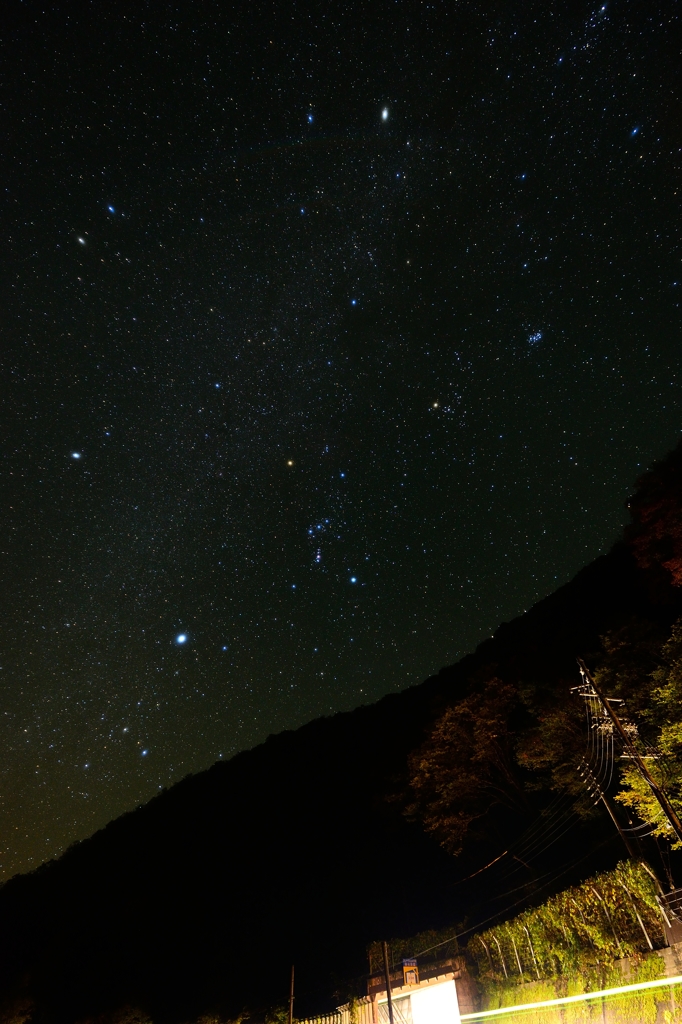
578;659;682;845
599;790;639;860
579;756;638;859
289;964;295;1024
382;941;394;1024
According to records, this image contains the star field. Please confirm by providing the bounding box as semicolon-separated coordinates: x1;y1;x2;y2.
0;0;680;879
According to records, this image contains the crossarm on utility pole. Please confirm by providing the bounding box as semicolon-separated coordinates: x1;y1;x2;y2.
578;658;682;844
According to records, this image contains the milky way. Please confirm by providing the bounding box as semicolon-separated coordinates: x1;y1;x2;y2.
0;0;680;878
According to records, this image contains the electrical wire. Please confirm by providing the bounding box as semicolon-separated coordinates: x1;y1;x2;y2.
407;836;617;960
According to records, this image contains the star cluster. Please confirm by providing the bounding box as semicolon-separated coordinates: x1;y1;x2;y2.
0;0;680;878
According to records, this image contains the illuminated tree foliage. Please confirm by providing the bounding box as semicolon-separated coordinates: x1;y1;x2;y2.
367;927;461;975
405;679;530;854
404;672;596;855
0;996;33;1024
405;612;682;859
615;618;682;847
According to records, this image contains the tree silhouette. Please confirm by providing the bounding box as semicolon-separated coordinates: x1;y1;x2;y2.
627;439;682;586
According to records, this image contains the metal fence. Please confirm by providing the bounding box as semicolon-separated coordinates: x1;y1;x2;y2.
298;996;374;1024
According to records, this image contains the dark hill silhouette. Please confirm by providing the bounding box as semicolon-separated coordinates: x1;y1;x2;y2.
2;514;682;1024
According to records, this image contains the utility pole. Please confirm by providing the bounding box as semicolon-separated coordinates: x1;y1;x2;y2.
289;964;295;1024
599;791;639;859
577;659;682;845
578;757;638;859
382;941;395;1024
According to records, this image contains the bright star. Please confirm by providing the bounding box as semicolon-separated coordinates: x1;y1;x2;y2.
382;108;389;120
175;634;187;644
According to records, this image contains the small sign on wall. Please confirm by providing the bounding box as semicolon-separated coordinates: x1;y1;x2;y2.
403;959;419;986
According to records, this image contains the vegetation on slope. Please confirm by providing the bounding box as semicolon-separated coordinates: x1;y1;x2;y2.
471;860;663;985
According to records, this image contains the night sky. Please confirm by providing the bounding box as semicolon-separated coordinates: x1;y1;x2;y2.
1;0;680;880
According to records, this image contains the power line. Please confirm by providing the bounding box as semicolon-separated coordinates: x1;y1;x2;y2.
577;658;682;845
407;836;618;960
